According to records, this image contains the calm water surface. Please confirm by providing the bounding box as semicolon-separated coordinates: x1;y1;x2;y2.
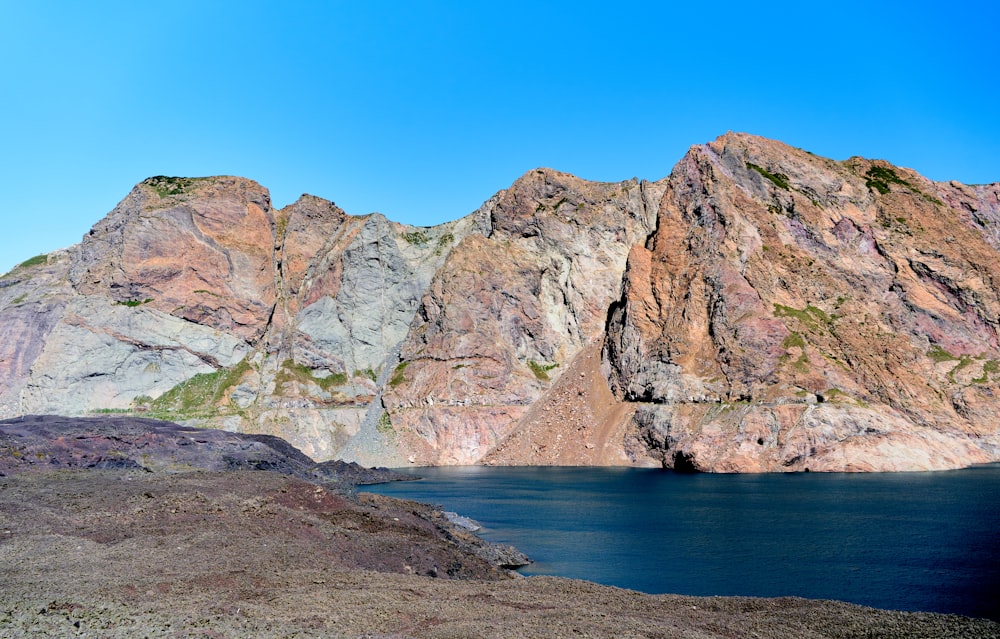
362;465;1000;620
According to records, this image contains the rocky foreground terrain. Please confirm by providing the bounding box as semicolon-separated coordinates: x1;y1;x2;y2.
2;416;997;638
1;133;999;471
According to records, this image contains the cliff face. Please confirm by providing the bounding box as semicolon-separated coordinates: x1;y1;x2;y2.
602;134;1000;471
2;135;999;471
380;169;663;464
71;176;278;341
0;176;487;463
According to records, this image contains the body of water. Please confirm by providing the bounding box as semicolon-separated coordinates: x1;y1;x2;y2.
362;465;1000;620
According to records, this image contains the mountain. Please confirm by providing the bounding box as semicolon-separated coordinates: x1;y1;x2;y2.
601;134;1000;471
2;134;999;471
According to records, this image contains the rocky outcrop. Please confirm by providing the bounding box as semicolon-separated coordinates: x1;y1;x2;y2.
602;133;1000;471
0;251;75;417
0;176;489;463
1;135;999;472
20;296;249;414
0;414;411;486
70;177;278;341
379;169;663;464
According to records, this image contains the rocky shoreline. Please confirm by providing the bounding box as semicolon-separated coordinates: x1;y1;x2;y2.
3;470;997;639
2;416;997;637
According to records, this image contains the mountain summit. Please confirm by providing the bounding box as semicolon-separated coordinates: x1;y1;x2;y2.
2;133;998;471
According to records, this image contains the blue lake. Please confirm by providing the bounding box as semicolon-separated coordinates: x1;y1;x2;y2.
361;464;1000;620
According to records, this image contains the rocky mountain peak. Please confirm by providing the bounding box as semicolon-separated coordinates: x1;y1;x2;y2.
69;175;278;341
602;133;1000;471
2;137;999;472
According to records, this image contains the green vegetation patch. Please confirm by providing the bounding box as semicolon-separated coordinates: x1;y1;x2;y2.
816;388;866;406
528;360;558;381
782;332;806;349
132;395;153;406
148;357;251;415
927;345;984;383
275;214;289;239
401;230;429;245
927;344;959;363
276;359;348;392
823;388;847;401
438;232;455;246
355;368;378;383
145;176;204;198
115;298;154;307
864;166;943;205
376;411;393;434
947;355;974;383
773;304;834;332
790;353;810;373
864;166;908;195
17;254;48;269
973;360;999;384
434;232;455;256
389;361;409;387
805;304;833;325
747;162;790;190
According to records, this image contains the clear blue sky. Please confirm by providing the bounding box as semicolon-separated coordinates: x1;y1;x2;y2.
2;1;997;273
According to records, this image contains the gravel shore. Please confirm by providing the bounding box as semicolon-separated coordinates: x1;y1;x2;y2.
2;469;997;638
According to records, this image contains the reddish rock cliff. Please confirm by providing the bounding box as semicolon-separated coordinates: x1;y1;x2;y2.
601;133;1000;471
70;176;278;341
1;135;998;471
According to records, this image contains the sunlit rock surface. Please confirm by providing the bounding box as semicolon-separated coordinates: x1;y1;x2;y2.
2;134;999;471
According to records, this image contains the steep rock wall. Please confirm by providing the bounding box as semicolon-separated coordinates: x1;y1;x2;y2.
70;176;278;341
378;169;664;464
602;133;1000;471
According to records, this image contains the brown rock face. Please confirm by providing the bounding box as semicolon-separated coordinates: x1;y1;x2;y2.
602;133;1000;471
275;194;350;316
481;343;640;466
380;169;663;464
70;176;278;341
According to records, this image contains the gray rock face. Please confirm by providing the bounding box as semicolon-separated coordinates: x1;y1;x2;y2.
0;250;76;419
19;296;249;413
292;213;465;376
